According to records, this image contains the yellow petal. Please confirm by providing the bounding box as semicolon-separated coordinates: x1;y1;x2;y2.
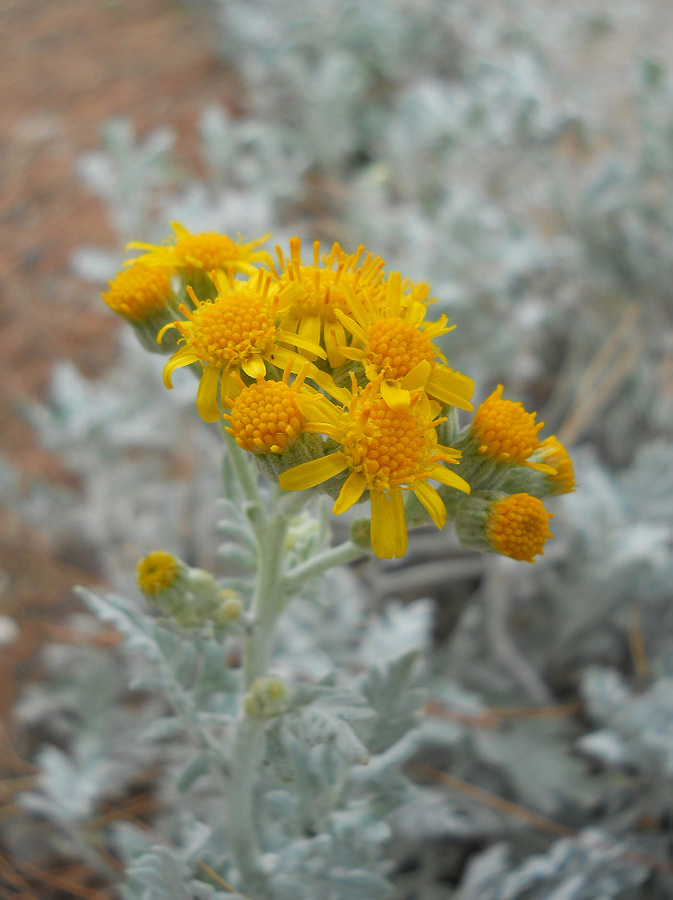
279;453;348;492
381;379;411;409
427;367;474;410
370;489;407;559
337;345;365;363
163;348;199;388
431;465;471;493
333;471;367;514
389;488;408;557
281;329;327;360
401;359;431;391
241;354;267;379
370;490;394;559
324;321;348;368
412;481;447;530
298;315;322;348
196;366;222;422
334;308;367;344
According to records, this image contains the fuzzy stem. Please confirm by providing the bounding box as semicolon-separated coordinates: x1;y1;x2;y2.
227;717;268;897
243;489;305;687
222;429;268;535
282;540;367;595
228;487;305;896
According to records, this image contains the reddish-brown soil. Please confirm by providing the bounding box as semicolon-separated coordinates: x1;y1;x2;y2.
0;1;240;892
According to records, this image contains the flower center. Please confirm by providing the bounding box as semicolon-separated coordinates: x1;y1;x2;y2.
472;392;540;463
174;233;243;270
103;266;171;321
228;381;305;453
487;494;553;562
137;551;179;594
187;291;276;367
344;399;429;489
365;318;436;381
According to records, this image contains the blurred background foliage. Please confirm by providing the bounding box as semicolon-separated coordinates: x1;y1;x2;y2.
2;0;673;897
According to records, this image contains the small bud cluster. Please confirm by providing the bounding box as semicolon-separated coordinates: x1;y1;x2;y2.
136;550;244;630
106;225;574;565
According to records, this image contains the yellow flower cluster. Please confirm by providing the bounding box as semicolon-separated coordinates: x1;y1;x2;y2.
105;224;574;561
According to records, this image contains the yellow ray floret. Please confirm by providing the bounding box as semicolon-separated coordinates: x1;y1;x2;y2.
486;493;553;562
335;271;474;410
102;264;172;322
471;385;555;473
158;270;325;423
127;222;272;276
272;237;387;368
279;379;470;559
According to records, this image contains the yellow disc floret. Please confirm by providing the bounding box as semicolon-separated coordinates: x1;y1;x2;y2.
364;318;436;382
335;271;474;411
344;399;429;490
227;380;306;454
486;493;553;562
102;264;171;322
137;551;180;594
181;289;277;369
279;380;470;559
472;384;544;465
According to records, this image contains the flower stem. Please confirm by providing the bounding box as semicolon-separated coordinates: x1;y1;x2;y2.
282;540;367;595
227;717;268;897
243;488;305;687
228;487;304;896
222;429;267;535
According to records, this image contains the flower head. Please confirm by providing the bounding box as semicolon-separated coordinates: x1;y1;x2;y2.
532;436;575;494
455;490;553;562
102;264;172;322
159;270;325;422
279;379;470;558
223;361;311;454
335;271;474;410
127;222;272;277
137;550;180;594
486;493;553;562
471;385;554;472
273;237;386;368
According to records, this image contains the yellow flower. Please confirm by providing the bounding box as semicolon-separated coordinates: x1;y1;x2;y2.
273;237;386;368
102;264;172;322
223;361;312;454
159;270;326;423
471;385;554;473
137;550;180;594
335;271;474;411
532;436;575;494
279;379;470;559
486;493;553;562
127;222;272;277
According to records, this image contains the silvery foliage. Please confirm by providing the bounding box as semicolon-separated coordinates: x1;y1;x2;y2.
13;0;673;897
74;565;432;900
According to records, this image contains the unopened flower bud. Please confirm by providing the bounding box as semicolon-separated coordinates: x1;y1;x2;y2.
244;677;288;719
137;550;182;596
213;591;244;625
455;491;553;563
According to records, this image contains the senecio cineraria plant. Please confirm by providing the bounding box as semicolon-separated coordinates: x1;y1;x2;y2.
100;223;574;897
